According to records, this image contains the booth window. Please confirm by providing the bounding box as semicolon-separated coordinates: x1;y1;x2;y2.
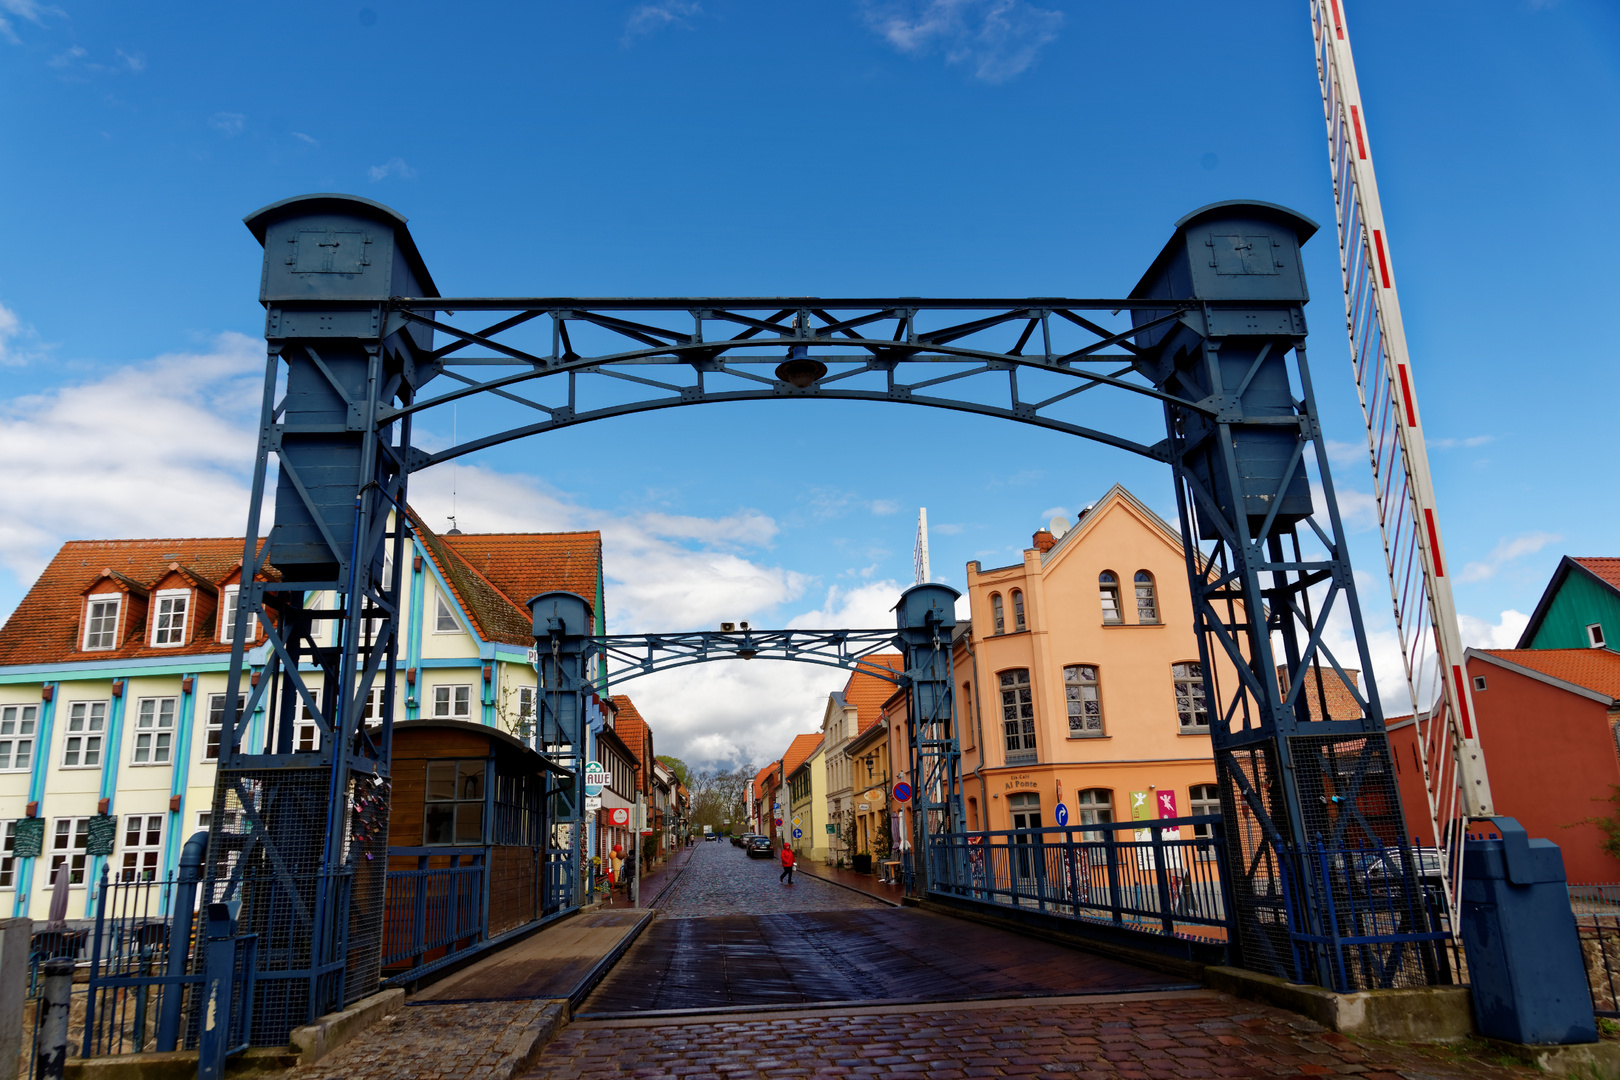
425;759;487;845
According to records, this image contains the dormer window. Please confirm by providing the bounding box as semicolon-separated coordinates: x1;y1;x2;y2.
220;586;257;644
152;590;190;647
84;595;121;651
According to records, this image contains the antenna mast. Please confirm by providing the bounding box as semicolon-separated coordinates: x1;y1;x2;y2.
913;507;930;585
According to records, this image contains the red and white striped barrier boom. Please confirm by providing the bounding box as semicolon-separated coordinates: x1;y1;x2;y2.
1309;0;1495;895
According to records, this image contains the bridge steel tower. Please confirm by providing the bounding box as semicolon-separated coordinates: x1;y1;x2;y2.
208;194;1445;1042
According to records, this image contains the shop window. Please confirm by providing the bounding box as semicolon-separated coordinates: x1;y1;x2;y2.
424;759;487;845
50;818;90;887
1011;589;1026;632
1064;664;1103;736
1189;783;1221;859
1134;571;1158;623
0;821;15;888
1076;788;1113;844
1099;572;1122;624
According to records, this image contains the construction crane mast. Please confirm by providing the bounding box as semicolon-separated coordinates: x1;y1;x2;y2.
1309;0;1495;908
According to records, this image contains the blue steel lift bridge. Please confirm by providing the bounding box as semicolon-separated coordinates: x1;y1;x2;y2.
205;193;1440;1043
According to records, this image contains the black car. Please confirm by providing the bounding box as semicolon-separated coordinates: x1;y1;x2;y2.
746;835;774;858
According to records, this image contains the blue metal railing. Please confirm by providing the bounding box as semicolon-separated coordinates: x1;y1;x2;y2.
381;851;485;978
927;815;1232;941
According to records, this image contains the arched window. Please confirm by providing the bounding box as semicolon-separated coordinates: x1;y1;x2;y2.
1173;661;1208;732
1011;589;1026;632
1098;572;1122;624
1064;664;1103;736
1134;571;1158;623
999;669;1035;758
991;593;1005;635
1076;788;1113;845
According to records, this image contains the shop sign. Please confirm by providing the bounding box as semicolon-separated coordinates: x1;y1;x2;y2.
585;796;602;813
857;804;869;812
584;760;609;797
607;807;630;827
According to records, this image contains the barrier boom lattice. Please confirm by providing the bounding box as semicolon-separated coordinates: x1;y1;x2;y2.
1310;0;1495;900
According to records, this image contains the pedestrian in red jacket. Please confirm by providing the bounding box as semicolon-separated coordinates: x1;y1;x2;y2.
779;844;796;885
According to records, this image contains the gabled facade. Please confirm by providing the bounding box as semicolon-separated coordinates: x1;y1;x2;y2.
1518;557;1620;653
0;511;603;920
788;739;827;862
1388;647;1620;883
949;485;1228;841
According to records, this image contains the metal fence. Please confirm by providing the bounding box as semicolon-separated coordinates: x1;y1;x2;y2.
381;853;485;981
927;815;1232;941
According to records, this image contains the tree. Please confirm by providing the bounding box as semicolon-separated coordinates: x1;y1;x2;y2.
687;763;755;831
656;755;691;786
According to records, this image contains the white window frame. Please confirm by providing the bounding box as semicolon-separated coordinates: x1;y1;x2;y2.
131;697;177;765
1472;675;1487;693
432;684;473;720
118;814;165;881
0;821;16;889
50;817;91;888
296;694;324;753
1099;572;1123;624
84;594;122;651
0;704;38;773
1589;622;1607;649
434;594;461;634
62;701;108;768
203;693;244;762
1189;783;1222;859
220;586;258;644
151;589;191;647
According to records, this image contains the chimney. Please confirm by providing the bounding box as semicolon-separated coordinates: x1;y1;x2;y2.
1032;529;1056;552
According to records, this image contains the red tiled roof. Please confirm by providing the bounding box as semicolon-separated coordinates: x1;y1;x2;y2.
0;538;277;666
754;762;777;801
781;733;823;778
609;694;652;792
1575;558;1620;592
412;509;600;648
1483;648;1620;702
843;655;904;735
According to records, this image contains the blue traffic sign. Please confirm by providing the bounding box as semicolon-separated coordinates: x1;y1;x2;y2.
792;828;803;839
893;782;913;802
1054;802;1070;827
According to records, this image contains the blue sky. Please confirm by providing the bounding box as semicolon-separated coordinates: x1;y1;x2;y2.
2;0;1617;765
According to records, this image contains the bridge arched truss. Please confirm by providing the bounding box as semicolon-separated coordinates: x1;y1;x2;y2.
584;628;908;687
381;297;1206;468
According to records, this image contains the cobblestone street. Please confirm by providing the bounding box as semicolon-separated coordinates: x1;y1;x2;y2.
526;991;1540;1080
656;838;886;917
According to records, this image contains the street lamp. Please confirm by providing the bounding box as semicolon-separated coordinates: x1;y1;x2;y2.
775;345;826;389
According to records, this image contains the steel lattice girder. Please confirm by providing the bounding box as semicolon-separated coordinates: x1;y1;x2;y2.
584;629;906;687
214;193;1437;1028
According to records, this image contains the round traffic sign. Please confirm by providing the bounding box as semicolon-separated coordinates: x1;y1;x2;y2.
893;782;913;802
1054;803;1070;827
792;828;803;838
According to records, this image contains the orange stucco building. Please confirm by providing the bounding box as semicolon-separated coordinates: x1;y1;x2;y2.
933;484;1230;842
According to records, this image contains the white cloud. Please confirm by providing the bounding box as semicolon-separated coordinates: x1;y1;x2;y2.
1457;609;1529;650
787;581;907;630
208;112;245;136
635;510;777;549
1459;531;1560;583
869;499;900;516
1314;481;1381;533
0;301;45;365
0;0;55;43
0;332;266;596
47;44;84;67
1428;435;1494;450
292;132;318;145
623;0;701;42
934;522;964;535
1323;440;1367;469
368;157;416;182
861;0;1062;83
115;48;145;73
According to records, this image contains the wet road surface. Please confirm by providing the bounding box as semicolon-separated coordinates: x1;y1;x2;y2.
581;839;1189;1015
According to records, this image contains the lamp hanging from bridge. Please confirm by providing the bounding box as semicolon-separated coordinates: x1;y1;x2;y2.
775;344;826;389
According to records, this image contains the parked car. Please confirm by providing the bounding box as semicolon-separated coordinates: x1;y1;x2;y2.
746;835;774;858
1364;847;1446;903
